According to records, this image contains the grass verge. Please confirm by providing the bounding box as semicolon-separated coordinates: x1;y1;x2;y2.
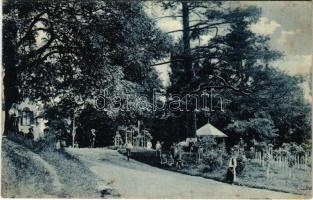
121;147;312;196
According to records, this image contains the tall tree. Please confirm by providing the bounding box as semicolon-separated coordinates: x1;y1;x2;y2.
158;2;281;138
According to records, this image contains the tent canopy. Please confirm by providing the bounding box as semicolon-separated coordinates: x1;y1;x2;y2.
196;123;228;138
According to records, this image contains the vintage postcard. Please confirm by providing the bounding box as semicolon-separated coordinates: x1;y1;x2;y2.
1;0;312;199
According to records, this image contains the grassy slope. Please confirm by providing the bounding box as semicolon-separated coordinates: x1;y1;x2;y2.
38;150;105;198
176;161;311;196
1;138;56;198
1;138;107;198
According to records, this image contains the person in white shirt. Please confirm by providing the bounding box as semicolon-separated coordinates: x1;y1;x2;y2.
126;141;133;161
155;141;162;158
147;141;152;149
227;151;237;185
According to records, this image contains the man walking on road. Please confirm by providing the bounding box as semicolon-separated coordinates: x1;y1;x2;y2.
126;141;133;161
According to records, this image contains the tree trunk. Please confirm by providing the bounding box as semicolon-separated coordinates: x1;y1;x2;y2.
192;110;197;137
182;2;190;56
182;2;196;138
182;2;193;79
3;17;19;135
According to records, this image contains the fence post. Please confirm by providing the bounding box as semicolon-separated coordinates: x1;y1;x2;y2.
304;152;308;170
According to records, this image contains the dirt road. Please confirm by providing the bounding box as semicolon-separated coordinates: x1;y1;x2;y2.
67;148;304;199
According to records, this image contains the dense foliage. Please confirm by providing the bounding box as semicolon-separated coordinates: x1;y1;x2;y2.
3;0;171;144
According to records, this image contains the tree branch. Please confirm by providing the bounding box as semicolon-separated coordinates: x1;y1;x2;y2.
155;15;183;21
166;22;227;34
17;12;48;47
151;59;184;66
191;74;252;95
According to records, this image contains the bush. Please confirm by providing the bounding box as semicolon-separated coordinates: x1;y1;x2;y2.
34;131;58;152
236;154;247;175
202;150;224;172
288;155;296;168
246;148;254;159
6;132;35;149
6;130;57;153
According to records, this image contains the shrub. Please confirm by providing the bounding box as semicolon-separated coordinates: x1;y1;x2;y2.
255;142;267;153
246;148;254;159
202;150;224;172
6;130;57;153
6;132;36;149
236;154;247;175
288;155;296;168
34;131;58;152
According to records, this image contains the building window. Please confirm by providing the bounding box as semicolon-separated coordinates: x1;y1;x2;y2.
21;107;34;126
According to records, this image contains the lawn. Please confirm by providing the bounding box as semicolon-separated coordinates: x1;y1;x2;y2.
121;147;312;196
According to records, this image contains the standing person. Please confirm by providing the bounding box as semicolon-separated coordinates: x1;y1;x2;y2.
55;128;62;151
90;129;96;148
27;127;34;140
75;125;84;148
126;141;133;161
170;143;178;165
227;151;237;185
11;113;19;133
147;140;152;149
176;148;183;169
155;141;162;158
197;146;204;163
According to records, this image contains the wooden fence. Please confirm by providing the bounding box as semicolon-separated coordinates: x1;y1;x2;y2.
255;151;310;168
254;151;311;178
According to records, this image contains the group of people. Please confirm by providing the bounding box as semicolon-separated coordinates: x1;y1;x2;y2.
157;141;238;185
125;140;162;162
169;143;184;168
156;141;184;168
78;131;239;185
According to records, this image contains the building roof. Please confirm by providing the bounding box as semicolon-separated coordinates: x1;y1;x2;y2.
196;123;228;138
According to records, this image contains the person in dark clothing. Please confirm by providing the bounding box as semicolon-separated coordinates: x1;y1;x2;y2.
75;126;84;148
90;129;96;148
226;152;237;185
27;127;34;140
11;113;19;132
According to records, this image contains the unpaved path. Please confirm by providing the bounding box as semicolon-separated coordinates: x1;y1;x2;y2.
67;148;304;199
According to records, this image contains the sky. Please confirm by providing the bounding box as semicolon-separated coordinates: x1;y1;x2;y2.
145;1;312;99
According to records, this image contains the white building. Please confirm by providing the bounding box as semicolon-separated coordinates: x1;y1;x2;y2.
9;99;47;140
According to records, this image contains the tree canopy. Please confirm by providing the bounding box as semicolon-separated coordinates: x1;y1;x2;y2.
3;0;171;135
